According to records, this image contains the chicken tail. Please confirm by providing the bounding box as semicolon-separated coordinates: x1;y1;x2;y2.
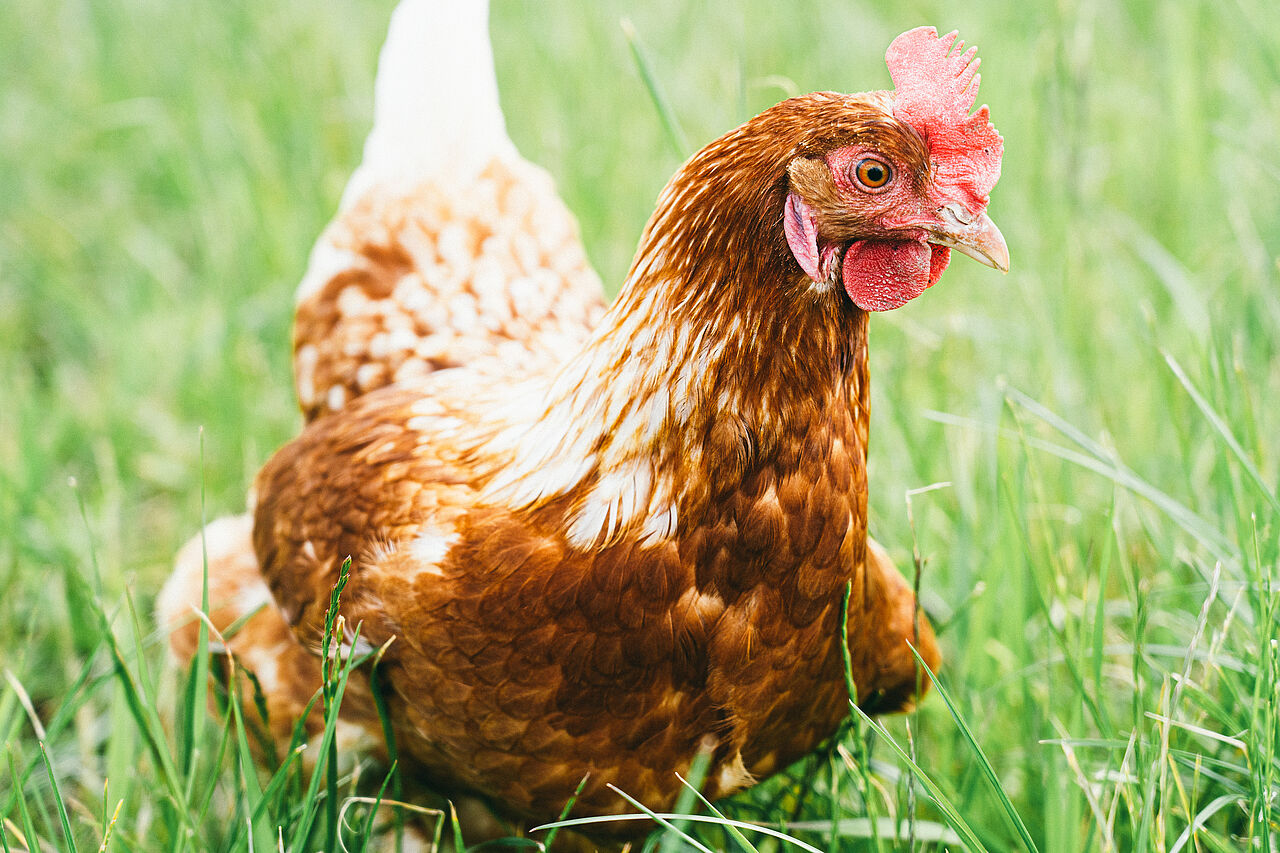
340;0;514;210
291;0;605;422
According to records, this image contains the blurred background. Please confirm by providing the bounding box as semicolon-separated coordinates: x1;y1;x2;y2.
2;0;1278;849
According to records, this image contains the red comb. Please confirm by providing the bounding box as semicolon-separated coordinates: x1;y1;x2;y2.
886;27;1003;207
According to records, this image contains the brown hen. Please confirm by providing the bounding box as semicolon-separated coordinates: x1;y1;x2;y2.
160;2;1007;845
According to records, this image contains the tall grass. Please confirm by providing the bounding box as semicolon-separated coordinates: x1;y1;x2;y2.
2;0;1278;849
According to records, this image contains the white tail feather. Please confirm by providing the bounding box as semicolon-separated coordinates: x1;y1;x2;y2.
340;0;514;209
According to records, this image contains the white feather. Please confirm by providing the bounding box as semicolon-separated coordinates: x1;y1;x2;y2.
341;0;515;209
408;529;458;575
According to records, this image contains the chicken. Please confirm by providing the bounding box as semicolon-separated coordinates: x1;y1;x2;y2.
160;1;1006;844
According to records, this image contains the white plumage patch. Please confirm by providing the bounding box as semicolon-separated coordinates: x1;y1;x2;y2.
337;635;376;660
716;751;757;796
408;528;459;577
239;642;291;694
340;0;516;210
326;385;348;412
233;578;274;619
296;243;365;302
566;466;653;548
201;514;254;561
639;503;679;544
295;345;319;409
474;279;718;548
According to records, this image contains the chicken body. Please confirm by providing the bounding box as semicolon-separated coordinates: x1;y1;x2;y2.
162;4;1005;843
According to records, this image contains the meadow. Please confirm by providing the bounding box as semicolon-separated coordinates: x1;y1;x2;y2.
2;0;1279;850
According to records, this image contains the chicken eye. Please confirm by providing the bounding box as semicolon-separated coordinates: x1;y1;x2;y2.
854;157;892;190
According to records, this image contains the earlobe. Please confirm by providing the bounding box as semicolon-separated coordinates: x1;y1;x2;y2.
784;192;822;282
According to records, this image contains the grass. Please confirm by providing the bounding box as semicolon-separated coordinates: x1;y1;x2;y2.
2;0;1279;849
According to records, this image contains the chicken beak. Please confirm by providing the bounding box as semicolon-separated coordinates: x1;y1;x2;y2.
928;206;1010;274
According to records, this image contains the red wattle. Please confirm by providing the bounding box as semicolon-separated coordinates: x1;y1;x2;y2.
843;240;949;311
928;245;951;287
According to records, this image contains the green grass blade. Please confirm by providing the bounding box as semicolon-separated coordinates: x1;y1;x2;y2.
368;658;404;851
538;773;589;852
352;761;397;853
838;580;880;846
38;741;78;853
7;751;41;853
288;559;360;850
658;744;711;853
1092;494;1117;727
121;591;158;731
229;675;276;853
179;430;213;781
997;470;1112;738
937;399;1243;573
248;691;323;830
0;641;105;824
192;700;235;828
848;706;991;853
997;389;1240;563
47;554;191;825
620;18;690;156
907;644;1040;852
99;795;124;853
674;774;758;852
53;563;195;843
838;581;858;707
603;786;717;853
536;812;825;853
321;559;353;853
448;801;466;852
104;625;189;826
1163;350;1280;515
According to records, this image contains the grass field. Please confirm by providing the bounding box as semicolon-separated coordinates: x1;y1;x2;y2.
3;0;1279;850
